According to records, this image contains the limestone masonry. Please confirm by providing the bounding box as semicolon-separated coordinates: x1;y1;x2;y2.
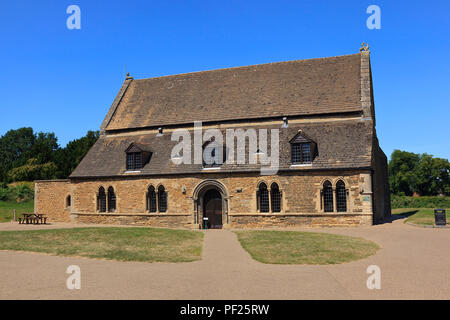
35;49;391;228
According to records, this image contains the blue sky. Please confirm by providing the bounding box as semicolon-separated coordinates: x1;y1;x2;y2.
1;1;449;160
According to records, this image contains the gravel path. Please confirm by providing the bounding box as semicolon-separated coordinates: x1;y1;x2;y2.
0;217;448;299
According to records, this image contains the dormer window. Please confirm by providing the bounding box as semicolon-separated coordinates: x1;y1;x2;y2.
290;131;316;164
125;143;152;171
203;139;225;168
127;152;142;170
291;143;311;163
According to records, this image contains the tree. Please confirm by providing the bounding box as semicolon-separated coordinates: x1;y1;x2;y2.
430;157;450;195
31;132;59;164
7;158;58;181
0;128;60;182
0;128;35;181
388;150;420;196
389;150;450;196
0;128;99;183
55;130;100;178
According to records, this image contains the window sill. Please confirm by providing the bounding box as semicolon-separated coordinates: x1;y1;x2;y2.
124;170;142;173
290;163;312;167
202;167;221;171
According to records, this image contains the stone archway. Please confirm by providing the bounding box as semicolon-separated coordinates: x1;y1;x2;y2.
192;180;229;229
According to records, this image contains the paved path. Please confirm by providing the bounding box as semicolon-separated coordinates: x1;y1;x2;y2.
0;218;448;299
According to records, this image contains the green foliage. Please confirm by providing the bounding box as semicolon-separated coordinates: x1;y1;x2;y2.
0;187;11;201
7;158;57;182
0;183;34;202
54;130;99;178
391;195;450;209
0;127;36;181
0;128;99;183
31;132;59;164
389;150;449;196
13;184;34;202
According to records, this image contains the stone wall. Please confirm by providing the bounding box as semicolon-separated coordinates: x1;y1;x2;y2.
63;170;373;227
35;170;376;227
372;139;392;223
74;213;194;228
34;180;71;222
70;171;367;213
229;213;372;228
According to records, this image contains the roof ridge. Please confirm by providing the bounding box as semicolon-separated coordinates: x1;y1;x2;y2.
133;53;361;81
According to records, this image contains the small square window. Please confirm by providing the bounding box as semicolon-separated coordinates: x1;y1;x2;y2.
291;143;312;164
291;144;301;163
126;152;143;170
301;143;311;163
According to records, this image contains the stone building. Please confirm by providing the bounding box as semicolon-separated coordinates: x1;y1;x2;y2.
35;48;391;228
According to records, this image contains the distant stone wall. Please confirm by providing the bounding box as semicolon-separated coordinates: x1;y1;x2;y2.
34;180;71;222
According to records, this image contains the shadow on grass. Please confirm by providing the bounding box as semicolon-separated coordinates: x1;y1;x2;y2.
382;210;418;224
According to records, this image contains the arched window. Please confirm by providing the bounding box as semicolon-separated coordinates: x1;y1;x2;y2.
97;187;106;212
66;195;71;208
257;182;269;213
147;186;157;213
270;183;281;213
323;181;333;213
107;187;116;212
336;180;347;212
158;185;167;213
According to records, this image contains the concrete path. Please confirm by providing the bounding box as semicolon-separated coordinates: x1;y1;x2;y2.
0;218;448;299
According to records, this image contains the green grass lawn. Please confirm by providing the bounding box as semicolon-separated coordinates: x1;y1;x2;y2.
235;230;380;265
392;208;449;226
0;227;204;263
0;200;34;223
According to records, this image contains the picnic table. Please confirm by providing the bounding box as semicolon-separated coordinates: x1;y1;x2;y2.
18;213;47;225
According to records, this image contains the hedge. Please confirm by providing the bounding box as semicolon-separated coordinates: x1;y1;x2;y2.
391;195;450;209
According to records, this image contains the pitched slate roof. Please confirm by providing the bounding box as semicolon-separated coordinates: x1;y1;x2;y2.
70;120;372;178
102;53;363;131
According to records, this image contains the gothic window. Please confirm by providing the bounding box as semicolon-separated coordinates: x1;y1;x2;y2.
147;186;157;213
158;185;167;213
97;187;106;212
323;181;334;213
107;187;116;213
66;195;71;208
257;182;270;213
336;180;347;212
270;183;281;213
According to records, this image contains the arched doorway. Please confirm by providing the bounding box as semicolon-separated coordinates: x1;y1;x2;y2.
203;189;222;229
193;180;229;229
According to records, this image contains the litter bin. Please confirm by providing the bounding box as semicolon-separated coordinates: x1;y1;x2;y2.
203;217;209;230
434;209;446;226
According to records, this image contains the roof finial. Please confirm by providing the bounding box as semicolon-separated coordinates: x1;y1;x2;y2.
125;72;133;80
360;42;370;54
